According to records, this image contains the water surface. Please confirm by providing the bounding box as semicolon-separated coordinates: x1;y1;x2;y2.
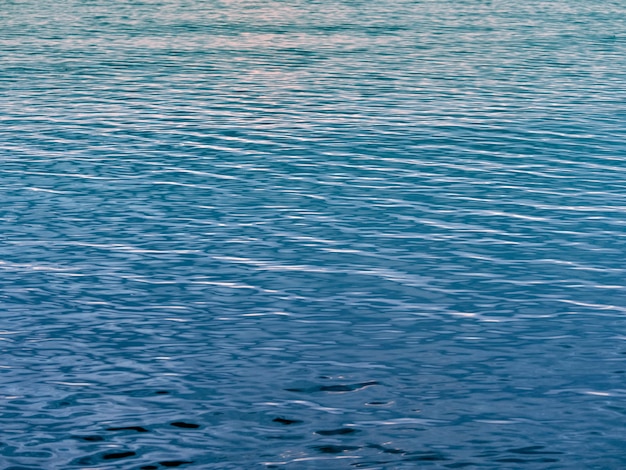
2;0;626;468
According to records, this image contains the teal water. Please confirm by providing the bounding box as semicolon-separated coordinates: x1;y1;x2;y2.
2;0;626;468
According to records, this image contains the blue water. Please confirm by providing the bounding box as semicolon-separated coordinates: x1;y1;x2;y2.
2;0;626;468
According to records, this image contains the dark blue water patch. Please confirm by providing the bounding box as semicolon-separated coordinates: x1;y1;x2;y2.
272;417;303;425
106;426;150;433
169;422;201;429
313;445;361;454
73;435;105;443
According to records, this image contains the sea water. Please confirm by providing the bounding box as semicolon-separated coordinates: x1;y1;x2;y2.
1;0;626;468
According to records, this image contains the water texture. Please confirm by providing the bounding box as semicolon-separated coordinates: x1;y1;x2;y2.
1;0;626;468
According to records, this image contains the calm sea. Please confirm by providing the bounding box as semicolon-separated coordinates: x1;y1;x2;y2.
2;0;626;468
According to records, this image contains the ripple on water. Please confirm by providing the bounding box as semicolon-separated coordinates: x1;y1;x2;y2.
2;0;626;468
